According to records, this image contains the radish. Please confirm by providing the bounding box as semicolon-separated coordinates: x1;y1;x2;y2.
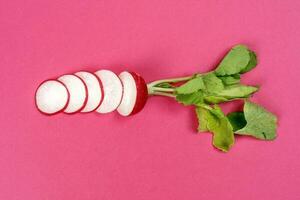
58;74;87;114
75;71;104;112
117;71;148;116
34;44;279;153
35;80;69;115
94;70;123;113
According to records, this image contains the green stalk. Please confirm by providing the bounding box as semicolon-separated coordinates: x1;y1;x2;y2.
151;92;176;98
147;75;194;96
147;75;194;88
151;87;175;92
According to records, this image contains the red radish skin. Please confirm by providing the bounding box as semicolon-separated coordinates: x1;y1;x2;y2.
71;74;89;113
93;72;105;110
130;72;148;115
77;75;89;112
117;71;148;116
75;71;104;113
35;79;70;115
58;74;88;114
116;75;124;109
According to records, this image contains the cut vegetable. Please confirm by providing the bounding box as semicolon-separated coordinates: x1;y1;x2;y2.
117;71;148;116
94;70;123;113
58;74;88;114
35;79;69;115
75;71;104;112
34;44;278;153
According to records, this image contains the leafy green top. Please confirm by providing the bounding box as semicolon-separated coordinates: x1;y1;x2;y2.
147;44;278;152
233;101;277;140
196;105;234;152
215;45;257;76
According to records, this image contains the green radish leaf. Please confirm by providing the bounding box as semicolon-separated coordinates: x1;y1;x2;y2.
227;112;247;132
241;50;257;73
202;85;258;104
215;45;257;76
207;105;235;152
195;106;209;132
235;101;277;140
175;77;205;94
214;85;259;99
176;91;204;105
218;74;241;85
203;96;228;104
196;105;234;152
202;73;224;93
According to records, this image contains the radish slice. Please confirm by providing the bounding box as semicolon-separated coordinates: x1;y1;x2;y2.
94;70;123;113
58;74;87;113
35;80;69;115
117;72;137;116
117;71;148;116
75;71;104;112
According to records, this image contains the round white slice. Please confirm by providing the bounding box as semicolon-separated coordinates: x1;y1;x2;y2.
35;80;69;115
117;72;137;116
75;71;103;112
94;70;123;113
58;74;87;113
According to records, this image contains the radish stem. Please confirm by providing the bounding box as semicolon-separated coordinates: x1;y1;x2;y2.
150;91;176;98
147;75;194;88
151;87;175;92
147;75;195;96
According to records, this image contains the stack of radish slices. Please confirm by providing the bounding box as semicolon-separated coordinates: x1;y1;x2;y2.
35;70;148;116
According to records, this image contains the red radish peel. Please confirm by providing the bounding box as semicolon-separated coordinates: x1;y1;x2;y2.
128;72;148;115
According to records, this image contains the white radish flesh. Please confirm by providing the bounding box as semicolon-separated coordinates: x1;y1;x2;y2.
58;74;87;113
117;72;137;116
94;70;123;113
75;71;103;112
35;80;69;115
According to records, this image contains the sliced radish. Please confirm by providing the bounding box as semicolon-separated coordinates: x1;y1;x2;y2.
75;71;104;112
58;74;87;114
94;70;123;113
35;79;69;115
117;71;148;116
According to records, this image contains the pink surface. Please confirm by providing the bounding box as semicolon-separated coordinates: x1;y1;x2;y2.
1;0;300;199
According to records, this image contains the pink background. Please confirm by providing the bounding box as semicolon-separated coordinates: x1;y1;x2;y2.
1;0;300;199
